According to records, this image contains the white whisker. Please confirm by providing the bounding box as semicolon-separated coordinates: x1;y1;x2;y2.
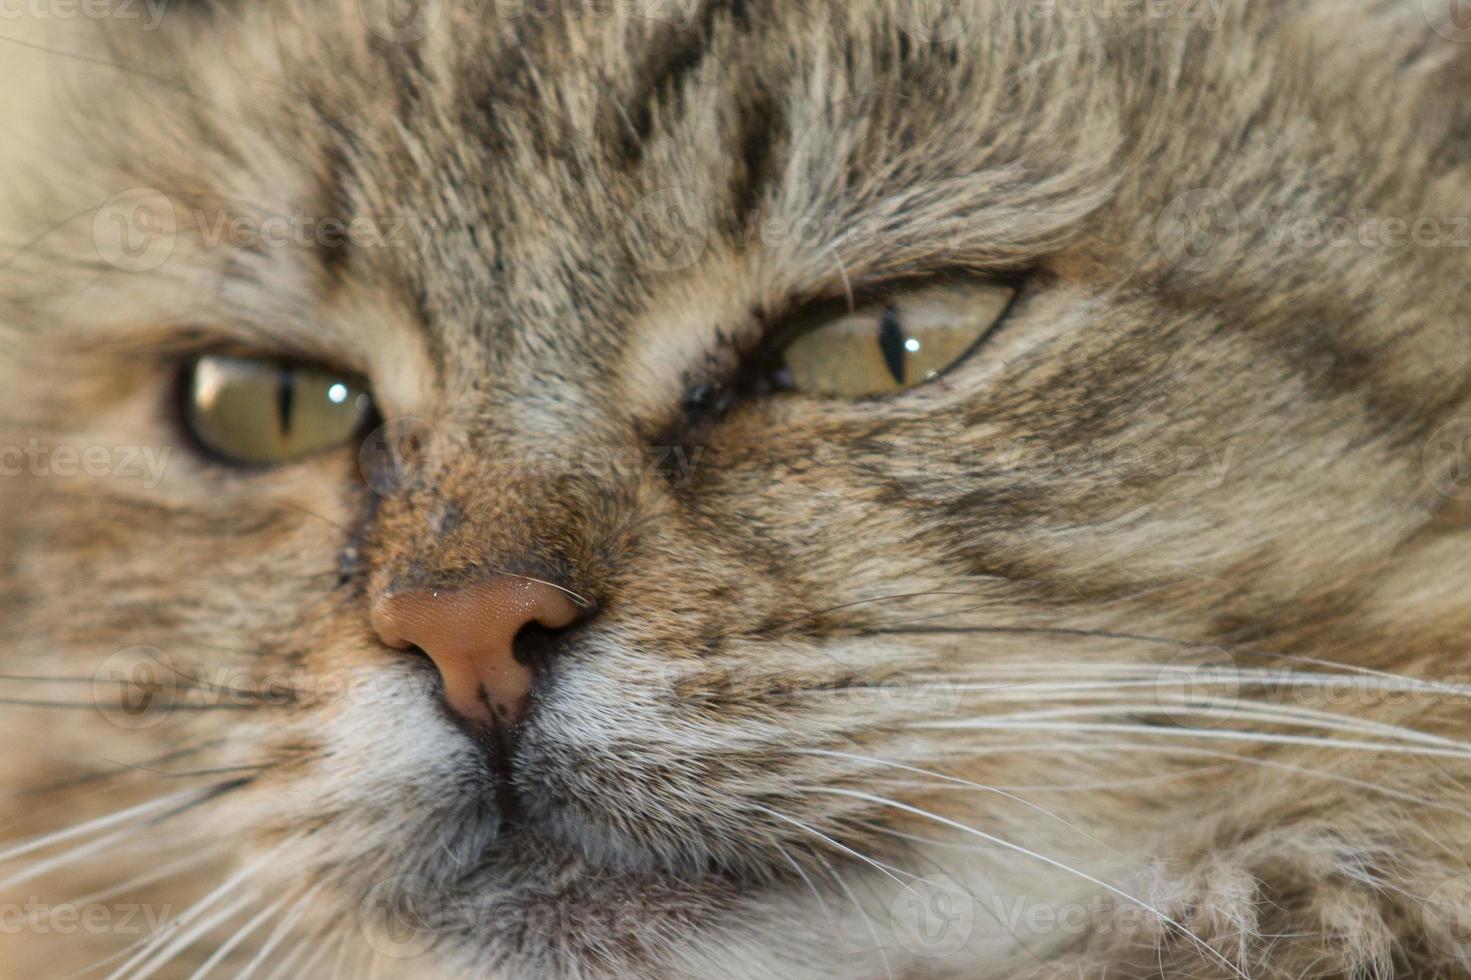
751;804;919;900
805;786;1250;980
34;851;214;930
233;879;328;980
905;738;1471;816
259;933;319;980
128;893;254;980
104;843;288;980
0;790;203;866
184;894;289;980
771;840;836;927
958;699;1471;751
829;862;894;980
910;720;1471;759
0;824;144;891
793;748;1106;845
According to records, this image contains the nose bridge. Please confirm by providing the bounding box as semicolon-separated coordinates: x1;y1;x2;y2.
367;416;649;600
371;576;581;727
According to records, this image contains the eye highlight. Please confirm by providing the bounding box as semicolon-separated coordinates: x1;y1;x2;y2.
778;281;1018;398
183;355;376;466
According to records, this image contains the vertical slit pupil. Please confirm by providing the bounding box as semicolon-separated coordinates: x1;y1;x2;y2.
276;366;297;437
878;305;907;385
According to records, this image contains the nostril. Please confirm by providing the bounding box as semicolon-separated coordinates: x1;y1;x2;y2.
511;620;570;673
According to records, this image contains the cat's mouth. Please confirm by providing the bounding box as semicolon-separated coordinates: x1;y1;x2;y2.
347;779;764;966
356;829;755;972
417;704;755;888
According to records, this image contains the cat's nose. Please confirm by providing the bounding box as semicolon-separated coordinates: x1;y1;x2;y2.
370;577;581;728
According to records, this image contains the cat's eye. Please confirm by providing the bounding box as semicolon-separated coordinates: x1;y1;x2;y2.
778;282;1018;397
183;355;376;465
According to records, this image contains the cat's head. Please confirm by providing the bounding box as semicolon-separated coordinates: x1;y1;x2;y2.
6;1;1471;976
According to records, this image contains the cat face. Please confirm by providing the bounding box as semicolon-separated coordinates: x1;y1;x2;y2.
6;1;1471;977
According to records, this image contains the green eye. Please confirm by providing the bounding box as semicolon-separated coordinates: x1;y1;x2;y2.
779;282;1017;398
184;355;375;465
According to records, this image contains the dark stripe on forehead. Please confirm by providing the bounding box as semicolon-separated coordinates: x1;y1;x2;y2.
313;136;357;284
620;24;720;164
617;0;763;164
731;86;781;218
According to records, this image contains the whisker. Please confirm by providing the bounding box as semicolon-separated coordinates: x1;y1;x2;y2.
0;824;152;892
93;760;269;782
828;863;894;980
873;622;1471;701
60;913;178;980
485;566;596;610
183;894;290;980
0;34;185;91
752;591;1004;637
771;840;837;927
40;852;212;931
931;669;1471;697
848;818;1002;853
793;748;1106;846
104;841;290;980
233;880;329;980
804;786;1250;980
750;804;919;900
258;933;319;980
953;698;1471;751
0;697;262;711
330;929;354;980
910;719;1471;760
0;788;205;866
128;893;255;980
885;737;1471;816
985;766;1236;792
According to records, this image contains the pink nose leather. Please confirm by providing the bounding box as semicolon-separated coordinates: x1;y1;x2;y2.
371;577;580;727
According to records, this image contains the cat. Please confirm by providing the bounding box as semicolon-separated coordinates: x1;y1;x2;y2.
5;0;1471;976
